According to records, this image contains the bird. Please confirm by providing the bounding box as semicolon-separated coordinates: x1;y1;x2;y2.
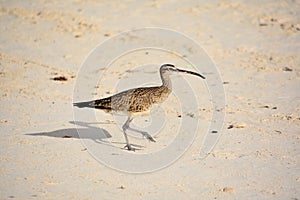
73;64;206;151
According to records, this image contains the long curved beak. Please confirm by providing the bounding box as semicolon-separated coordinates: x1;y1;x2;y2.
176;68;206;79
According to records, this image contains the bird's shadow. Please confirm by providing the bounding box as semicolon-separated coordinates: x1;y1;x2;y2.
26;121;144;150
26;121;111;142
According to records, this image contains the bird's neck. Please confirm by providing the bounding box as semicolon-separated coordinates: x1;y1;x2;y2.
160;72;172;90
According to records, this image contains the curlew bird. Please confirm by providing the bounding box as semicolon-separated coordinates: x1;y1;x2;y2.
73;64;205;151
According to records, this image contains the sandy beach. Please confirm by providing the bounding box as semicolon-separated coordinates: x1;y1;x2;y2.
0;0;299;199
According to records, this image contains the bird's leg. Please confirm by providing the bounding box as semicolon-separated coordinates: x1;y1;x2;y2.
122;116;135;151
126;126;156;142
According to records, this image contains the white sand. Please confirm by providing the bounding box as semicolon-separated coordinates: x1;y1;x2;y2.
0;1;299;199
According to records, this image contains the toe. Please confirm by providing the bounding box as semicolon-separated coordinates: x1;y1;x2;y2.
124;144;135;151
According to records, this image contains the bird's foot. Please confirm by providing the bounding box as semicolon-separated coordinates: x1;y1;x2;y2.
142;132;156;142
124;144;135;151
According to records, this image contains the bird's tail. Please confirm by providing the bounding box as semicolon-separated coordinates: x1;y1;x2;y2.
73;97;112;110
73;101;95;108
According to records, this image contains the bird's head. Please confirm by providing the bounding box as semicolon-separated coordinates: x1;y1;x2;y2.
160;63;206;79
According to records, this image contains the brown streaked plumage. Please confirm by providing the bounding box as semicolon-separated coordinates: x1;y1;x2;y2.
73;64;206;151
